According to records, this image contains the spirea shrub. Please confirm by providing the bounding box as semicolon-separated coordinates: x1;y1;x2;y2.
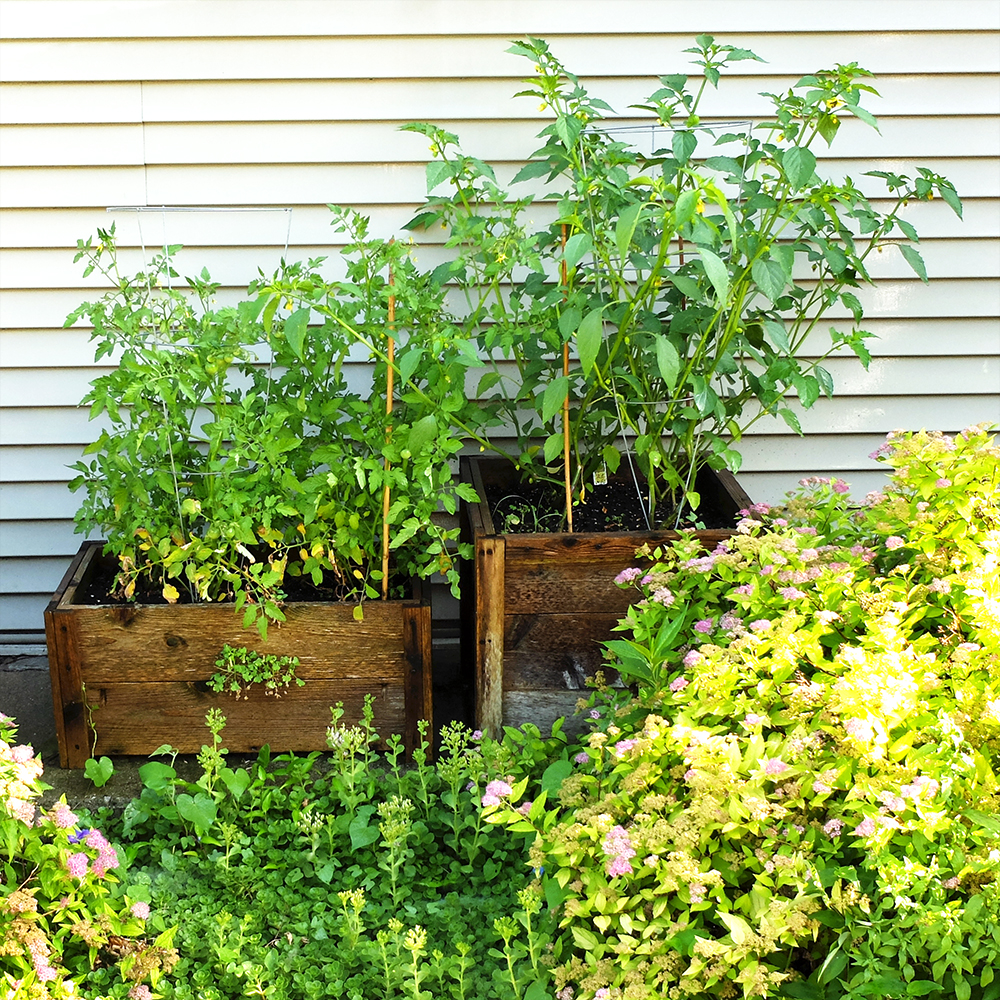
488;425;1000;1000
1;715;177;998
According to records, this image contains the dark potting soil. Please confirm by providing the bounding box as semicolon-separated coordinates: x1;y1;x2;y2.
75;549;405;606
482;471;735;534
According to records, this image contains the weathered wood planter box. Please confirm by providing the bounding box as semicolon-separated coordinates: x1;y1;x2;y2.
45;542;433;768
461;457;752;737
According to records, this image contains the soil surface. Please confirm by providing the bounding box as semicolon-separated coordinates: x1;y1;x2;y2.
482;470;736;534
75;551;402;606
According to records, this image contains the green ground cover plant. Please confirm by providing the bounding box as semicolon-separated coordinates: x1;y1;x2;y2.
4;425;998;999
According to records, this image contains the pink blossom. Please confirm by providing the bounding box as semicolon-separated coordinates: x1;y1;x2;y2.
482;779;513;808
832;480;850;494
683;649;703;667
778;586;806;601
743;713;765;727
595;990;612;1000
131;901;151;919
941;877;960;890
852;816;877;837
556;989;575;1000
603;825;635;860
749;619;772;633
574;752;589;764
10;745;34;764
772;517;788;527
129;986;153;1000
517;800;533;816
66;852;89;879
471;730;483;741
763;758;788;776
613;739;638;757
935;478;952;488
669;677;689;693
651;586;675;606
694;619;714;634
885;536;905;551
732;584;753;597
590;709;601;720
823;818;843;837
688;883;707;903
50;802;79;829
614;567;642;586
684;769;697;782
605;854;634;878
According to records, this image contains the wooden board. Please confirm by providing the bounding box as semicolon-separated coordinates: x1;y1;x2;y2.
44;542;432;767
461;456;751;734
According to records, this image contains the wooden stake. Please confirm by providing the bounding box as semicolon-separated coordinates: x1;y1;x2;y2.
381;256;395;599
561;225;573;532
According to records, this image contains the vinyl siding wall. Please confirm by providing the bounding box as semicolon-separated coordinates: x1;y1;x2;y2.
1;0;998;640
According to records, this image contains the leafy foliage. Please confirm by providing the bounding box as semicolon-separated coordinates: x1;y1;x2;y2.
404;36;961;521
487;424;1000;999
65;213;488;632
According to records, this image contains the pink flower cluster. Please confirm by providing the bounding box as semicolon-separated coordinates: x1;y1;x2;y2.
481;779;513;808
602;824;636;878
614;567;642;586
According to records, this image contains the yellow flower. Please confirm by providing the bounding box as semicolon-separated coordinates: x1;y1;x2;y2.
696;198;706;214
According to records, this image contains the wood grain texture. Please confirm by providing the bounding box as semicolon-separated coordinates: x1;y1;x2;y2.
462;457;746;732
475;535;504;738
45;542;431;766
85;680;405;756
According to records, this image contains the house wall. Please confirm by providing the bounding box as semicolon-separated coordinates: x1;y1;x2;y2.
1;0;998;643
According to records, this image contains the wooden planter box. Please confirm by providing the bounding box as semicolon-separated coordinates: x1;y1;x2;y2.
460;457;752;737
45;542;432;768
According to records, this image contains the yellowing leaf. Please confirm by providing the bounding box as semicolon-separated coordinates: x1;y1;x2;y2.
162;584;180;604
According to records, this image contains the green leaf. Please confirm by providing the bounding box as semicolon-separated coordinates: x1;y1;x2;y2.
793;374;820;408
571;925;599;951
841;291;864;322
511;159;553;184
718;911;751;945
896;218;920;243
668;273;702;300
543;432;564;464
674;190;699;226
348;809;381;851
542;376;570;422
849;103;880;131
540;759;573;796
84;756;114;788
763;319;791;353
697;247;729;301
176;792;218;837
899;243;928;283
407;414;438;451
563;232;592;268
672;130;697;165
525;980;550;1000
283;307;310;360
576;307;604;376
398;347;423;385
818;946;848;985
782;146;817;189
425;159;451;193
615;202;643;261
655;336;681;388
751;258;786;303
938;182;963;218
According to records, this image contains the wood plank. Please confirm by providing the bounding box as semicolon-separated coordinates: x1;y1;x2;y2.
503;613;624;691
502;690;593;739
84;679;406;757
475;534;504;738
67;601;413;684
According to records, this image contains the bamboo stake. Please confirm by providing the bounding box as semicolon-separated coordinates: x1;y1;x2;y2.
381;255;395;599
561;225;573;532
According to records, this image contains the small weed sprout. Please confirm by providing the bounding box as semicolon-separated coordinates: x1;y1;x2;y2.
208;645;304;699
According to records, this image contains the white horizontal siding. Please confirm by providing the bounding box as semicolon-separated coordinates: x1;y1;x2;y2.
0;2;997;637
2;1;995;38
4;27;1000;82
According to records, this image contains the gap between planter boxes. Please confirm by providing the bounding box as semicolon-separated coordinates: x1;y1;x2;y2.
45;542;432;768
460;456;753;738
